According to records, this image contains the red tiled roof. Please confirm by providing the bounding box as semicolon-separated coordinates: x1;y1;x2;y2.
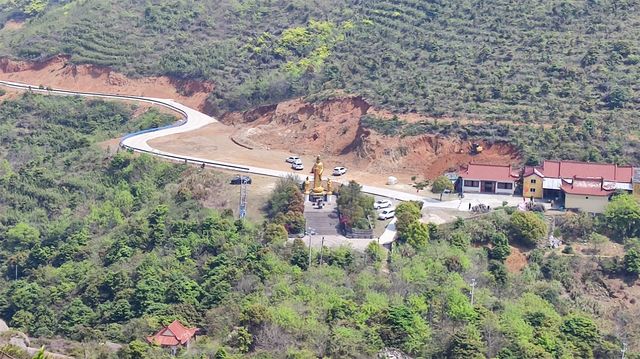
527;160;633;182
561;177;615;196
458;163;517;182
147;320;199;347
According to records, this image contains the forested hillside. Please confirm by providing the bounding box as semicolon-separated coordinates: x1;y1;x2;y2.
1;93;640;358
2;0;640;160
2;0;640;165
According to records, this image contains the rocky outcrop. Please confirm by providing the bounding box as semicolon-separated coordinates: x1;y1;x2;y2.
378;348;413;359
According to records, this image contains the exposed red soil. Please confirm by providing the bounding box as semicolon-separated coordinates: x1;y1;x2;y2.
1;19;24;31
223;96;521;180
0;55;213;111
505;245;528;273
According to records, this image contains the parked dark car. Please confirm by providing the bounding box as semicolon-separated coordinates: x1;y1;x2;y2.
230;175;252;185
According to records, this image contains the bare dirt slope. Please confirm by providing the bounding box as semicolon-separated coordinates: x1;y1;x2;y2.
0;55;213;110
223;96;521;180
1;56;519;187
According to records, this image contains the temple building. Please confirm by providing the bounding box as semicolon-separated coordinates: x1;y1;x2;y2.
146;320;199;355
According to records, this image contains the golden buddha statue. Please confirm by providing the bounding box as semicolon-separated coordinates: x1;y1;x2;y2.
304;176;311;194
311;155;325;195
326;178;333;194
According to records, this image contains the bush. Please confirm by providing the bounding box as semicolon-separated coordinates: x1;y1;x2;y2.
395;202;422;241
431;176;454;194
510;212;547;247
337;181;375;230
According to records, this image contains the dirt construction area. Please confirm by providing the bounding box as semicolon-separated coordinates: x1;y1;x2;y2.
1;55;521;195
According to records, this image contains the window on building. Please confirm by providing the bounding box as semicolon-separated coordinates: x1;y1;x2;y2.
530;188;536;193
463;180;480;187
530;179;537;184
497;182;513;190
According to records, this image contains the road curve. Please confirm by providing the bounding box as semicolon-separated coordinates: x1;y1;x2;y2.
0;79;427;205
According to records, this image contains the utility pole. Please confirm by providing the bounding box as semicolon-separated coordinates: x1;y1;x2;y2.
621;342;627;359
307;227;313;269
319;236;325;265
470;278;477;306
239;177;248;219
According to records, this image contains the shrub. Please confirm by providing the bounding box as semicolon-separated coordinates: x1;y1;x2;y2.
510;212;547;247
431;175;454;194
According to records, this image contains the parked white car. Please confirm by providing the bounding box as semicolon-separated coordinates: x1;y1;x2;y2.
333;166;347;176
374;199;393;209
378;208;396;220
286;156;300;163
292;162;304;170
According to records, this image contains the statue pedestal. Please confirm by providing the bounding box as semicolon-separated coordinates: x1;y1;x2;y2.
309;192;326;202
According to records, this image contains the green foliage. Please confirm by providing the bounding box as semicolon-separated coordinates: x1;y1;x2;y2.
337;180;375;230
376;305;431;354
394;201;421;241
431;176;454;194
5;222;40;251
365;241;384;265
290;238;309;270
31;346;46;359
604;194;640;239
267;176;305;234
263;223;288;246
404;222;429;250
446;326;486;359
0;94;634;358
360;115;403;136
4;1;640;163
510;212;547;247
226;327;253;353
449;231;471;251
490;232;511;262
623;249;640;276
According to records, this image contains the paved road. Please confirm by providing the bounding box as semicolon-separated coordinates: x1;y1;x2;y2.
0;80;525;248
0;79;427;203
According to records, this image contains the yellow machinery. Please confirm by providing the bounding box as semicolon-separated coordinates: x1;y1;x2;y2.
470;143;484;155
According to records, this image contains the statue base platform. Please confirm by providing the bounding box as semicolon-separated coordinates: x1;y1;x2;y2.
309;192;328;202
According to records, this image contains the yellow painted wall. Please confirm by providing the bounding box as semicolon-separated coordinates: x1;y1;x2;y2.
565;194;610;213
634;183;640;200
523;174;543;199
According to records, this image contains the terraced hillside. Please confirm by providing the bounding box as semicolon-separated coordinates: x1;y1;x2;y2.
2;0;640;164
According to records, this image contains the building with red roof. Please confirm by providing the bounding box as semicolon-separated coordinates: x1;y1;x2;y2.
146;320;199;354
457;163;518;194
561;177;618;213
523;160;636;213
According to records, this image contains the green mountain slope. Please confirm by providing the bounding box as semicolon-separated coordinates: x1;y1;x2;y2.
1;1;640;163
1;93;638;358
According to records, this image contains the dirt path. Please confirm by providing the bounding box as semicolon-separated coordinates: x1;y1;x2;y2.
0;56;213;111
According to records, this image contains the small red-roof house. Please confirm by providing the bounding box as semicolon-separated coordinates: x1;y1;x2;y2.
457;163;518;195
561;177;617;213
146;320;199;354
522;160;636;213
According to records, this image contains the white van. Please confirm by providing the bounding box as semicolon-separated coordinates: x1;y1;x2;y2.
378;208;396;220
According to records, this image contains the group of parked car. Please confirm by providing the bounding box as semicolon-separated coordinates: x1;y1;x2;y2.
285;156;347;176
374;199;395;220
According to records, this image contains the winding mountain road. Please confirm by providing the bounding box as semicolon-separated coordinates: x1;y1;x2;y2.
0;79;428;207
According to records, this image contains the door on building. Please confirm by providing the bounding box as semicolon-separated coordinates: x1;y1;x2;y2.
481;181;495;193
